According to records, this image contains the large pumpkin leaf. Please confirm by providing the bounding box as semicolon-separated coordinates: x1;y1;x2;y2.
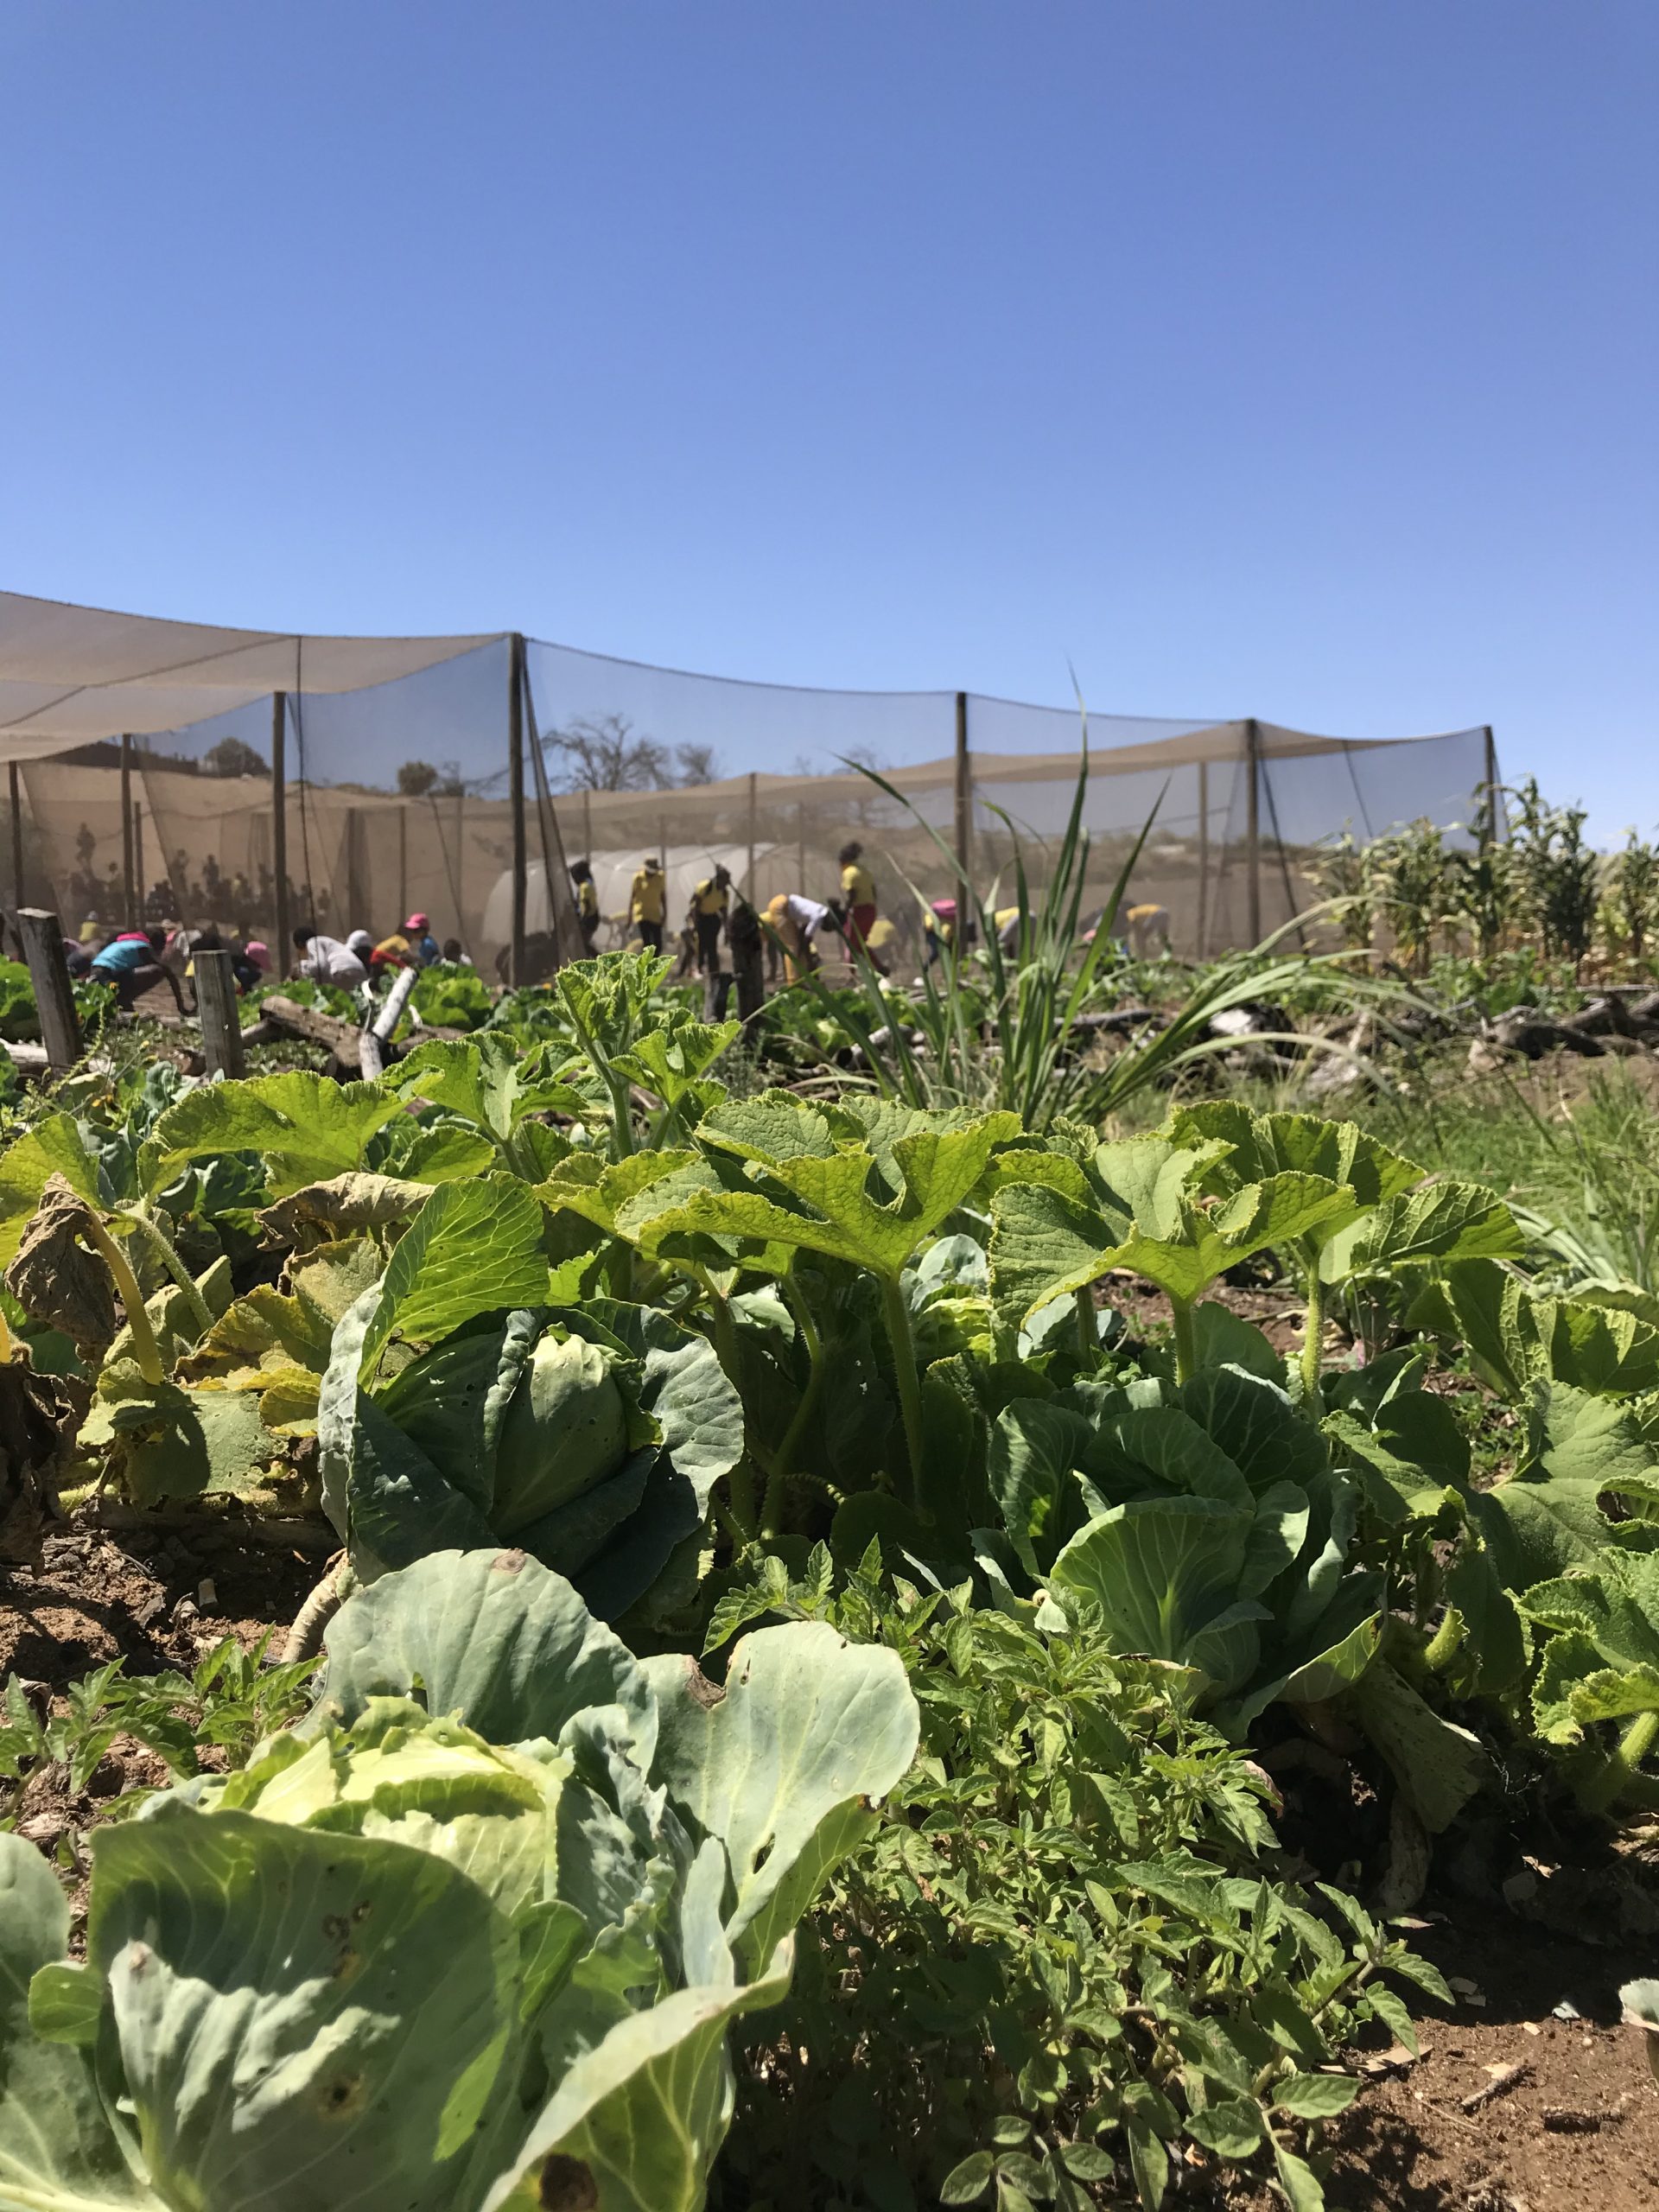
139;1072;405;1201
359;1179;550;1378
0;1112;104;1268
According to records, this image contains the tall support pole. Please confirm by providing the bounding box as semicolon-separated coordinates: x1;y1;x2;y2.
797;803;805;892
120;736;135;928
746;771;757;898
9;764;23;916
397;805;408;923
132;803;144;925
508;634;527;985
271;692;289;972
953;690;971;893
1244;720;1262;945
18;908;81;1071
194;948;246;1078
1195;759;1210;957
1481;725;1497;843
582;787;593;868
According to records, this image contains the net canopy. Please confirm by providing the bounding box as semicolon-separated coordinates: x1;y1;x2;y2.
0;588;1497;973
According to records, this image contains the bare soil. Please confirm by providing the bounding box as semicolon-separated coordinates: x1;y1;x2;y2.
1310;1904;1657;2212
0;1522;319;1689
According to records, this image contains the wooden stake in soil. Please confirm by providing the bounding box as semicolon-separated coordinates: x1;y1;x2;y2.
194;947;245;1078
16;907;82;1071
1245;718;1262;945
270;690;289;971
8;764;23;918
954;690;972;895
120;735;135;929
508;634;527;986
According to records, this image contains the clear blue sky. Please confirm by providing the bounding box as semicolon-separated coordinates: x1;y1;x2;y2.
3;2;1654;836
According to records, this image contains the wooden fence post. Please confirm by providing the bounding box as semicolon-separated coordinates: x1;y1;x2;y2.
9;765;24;915
1244;720;1262;945
508;636;527;985
271;691;289;970
194;948;246;1078
120;736;135;929
17;908;82;1071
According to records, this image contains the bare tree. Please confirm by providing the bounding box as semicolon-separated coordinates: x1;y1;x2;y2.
674;741;719;785
542;713;719;792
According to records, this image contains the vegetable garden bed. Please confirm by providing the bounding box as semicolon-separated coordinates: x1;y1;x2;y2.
2;939;1659;2211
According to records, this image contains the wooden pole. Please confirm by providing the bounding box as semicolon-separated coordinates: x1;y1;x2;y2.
194;947;245;1078
1244;719;1262;945
582;787;593;868
17;908;81;1071
132;802;144;926
397;804;408;923
1195;758;1210;958
120;736;135;929
797;803;805;892
747;771;757;898
9;764;23;915
271;691;289;973
509;635;527;985
1481;725;1497;844
954;690;971;892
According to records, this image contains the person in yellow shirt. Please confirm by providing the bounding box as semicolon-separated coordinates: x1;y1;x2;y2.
689;864;731;975
630;855;666;952
570;859;601;951
1125;901;1170;958
839;842;877;952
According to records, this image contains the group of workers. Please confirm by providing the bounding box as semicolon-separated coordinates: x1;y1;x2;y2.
62;910;469;1014
289;913;458;989
601;843;1171;986
597;842;893;985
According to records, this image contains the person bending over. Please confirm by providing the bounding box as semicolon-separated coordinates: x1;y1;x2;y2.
292;925;368;988
91;926;186;1014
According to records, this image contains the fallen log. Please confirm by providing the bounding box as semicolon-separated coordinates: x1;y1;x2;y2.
257;994;369;1072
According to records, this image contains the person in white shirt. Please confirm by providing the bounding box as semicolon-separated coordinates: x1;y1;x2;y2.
765;893;832;982
292;925;368;988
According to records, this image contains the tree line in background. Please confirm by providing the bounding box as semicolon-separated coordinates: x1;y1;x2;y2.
1301;777;1658;975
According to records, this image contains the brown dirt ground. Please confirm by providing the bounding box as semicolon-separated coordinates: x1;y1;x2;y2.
0;1522;320;1691
1302;1904;1658;2212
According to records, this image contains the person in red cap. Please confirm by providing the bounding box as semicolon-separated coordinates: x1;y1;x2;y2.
372;912;441;974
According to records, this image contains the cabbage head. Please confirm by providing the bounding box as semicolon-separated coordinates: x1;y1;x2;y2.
494;1330;630;1533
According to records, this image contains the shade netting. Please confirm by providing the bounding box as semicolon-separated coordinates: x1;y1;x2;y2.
0;590;1495;971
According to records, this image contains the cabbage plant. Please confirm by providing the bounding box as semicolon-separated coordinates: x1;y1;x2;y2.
0;1547;918;2212
321;1247;745;1620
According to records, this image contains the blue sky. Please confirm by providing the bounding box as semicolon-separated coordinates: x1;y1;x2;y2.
3;2;1654;836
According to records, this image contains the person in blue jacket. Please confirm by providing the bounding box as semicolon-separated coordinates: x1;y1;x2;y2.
90;926;185;1013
